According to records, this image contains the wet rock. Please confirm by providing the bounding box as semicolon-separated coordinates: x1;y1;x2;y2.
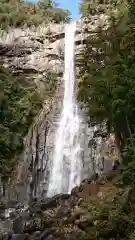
88;139;96;148
80;173;99;186
0;212;6;220
0;219;13;233
47;194;70;205
30;197;38;204
105;170;119;181
65;211;83;224
20;211;30;222
39;228;56;240
15;203;25;210
13;216;23;234
1;230;13;240
28;231;41;240
6;201;18;209
71;186;80;196
11;234;29;240
30;194;70;213
88;173;99;183
23;222;42;233
112;160;120;170
44;235;54;240
41;216;56;228
29;204;42;214
56;205;71;218
0;202;6;213
9;210;18;220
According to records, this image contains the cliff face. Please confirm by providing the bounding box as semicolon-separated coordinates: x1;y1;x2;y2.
0;16;119;202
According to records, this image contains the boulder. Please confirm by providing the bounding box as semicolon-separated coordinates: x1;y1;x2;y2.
30;194;70;213
0;202;6;213
11;234;29;240
39;228;56;240
28;231;41;240
1;230;13;240
13;216;23;234
0;219;13;234
71;186;80;196
23;222;43;233
55;205;71;218
44;235;54;240
6;201;18;209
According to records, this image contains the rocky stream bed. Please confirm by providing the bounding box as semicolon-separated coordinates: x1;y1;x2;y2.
0;170;119;240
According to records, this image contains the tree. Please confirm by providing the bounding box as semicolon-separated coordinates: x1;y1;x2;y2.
0;67;42;182
78;0;129;146
77;1;135;239
0;0;70;29
38;0;54;9
78;0;135;187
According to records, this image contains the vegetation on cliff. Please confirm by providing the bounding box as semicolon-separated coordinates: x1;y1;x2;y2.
78;0;135;187
0;0;70;30
0;1;69;187
0;67;43;183
78;0;135;238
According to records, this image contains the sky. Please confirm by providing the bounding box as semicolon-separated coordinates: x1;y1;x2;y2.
27;0;80;20
58;0;80;20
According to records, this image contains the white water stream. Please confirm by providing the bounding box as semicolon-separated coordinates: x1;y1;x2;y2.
47;22;83;197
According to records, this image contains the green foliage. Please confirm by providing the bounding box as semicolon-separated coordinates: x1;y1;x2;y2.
88;197;135;239
78;1;135;239
79;0;126;16
0;67;43;180
38;0;54;9
120;137;135;187
78;0;135;186
0;0;71;29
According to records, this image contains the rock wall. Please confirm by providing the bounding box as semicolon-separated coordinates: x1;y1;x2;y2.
0;16;119;202
4;94;119;203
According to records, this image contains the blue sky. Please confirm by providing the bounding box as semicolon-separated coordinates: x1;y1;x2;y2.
58;0;79;19
27;0;80;19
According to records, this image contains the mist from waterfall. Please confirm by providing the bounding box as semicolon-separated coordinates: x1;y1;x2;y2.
47;22;82;197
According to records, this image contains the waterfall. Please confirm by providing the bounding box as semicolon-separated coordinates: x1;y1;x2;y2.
47;22;83;197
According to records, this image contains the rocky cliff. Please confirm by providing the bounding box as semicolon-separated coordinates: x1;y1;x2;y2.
0;15;119;202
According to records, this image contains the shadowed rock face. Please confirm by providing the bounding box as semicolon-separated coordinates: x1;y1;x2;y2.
0;16;119;202
3;86;119;203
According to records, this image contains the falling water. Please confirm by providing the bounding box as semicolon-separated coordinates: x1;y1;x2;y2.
47;22;83;197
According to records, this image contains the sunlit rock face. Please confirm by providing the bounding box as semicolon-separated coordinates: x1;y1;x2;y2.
0;14;108;81
0;16;119;202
